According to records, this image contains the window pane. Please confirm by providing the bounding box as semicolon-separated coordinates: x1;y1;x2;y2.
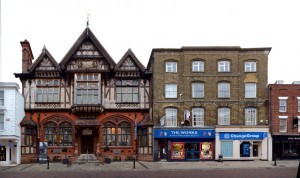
245;108;256;125
245;83;256;98
218;108;230;125
165;108;177;126
192;83;204;98
165;84;177;98
245;62;256;72
192;61;204;72
166;62;177;72
218;83;230;98
192;108;204;127
218;61;230;72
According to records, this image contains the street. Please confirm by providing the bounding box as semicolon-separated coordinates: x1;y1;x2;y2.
0;167;298;178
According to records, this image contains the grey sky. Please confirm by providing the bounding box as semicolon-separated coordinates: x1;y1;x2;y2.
1;0;300;86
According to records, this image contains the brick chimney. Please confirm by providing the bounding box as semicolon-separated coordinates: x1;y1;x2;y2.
20;39;34;73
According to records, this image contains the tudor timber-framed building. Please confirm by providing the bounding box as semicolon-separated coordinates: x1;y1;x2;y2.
15;27;153;163
147;47;273;161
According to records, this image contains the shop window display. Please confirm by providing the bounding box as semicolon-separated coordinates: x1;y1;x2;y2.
200;142;214;159
171;142;184;160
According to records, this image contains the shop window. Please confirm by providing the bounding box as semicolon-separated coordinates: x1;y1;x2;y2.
200;142;214;159
102;121;132;146
21;127;37;154
0;146;6;161
171;142;184;160
138;128;147;146
59;122;72;146
220;141;233;157
44;121;72;146
282;141;299;157
240;141;251;157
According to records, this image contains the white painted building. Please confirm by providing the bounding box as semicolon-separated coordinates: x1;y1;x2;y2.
0;82;24;165
215;126;272;161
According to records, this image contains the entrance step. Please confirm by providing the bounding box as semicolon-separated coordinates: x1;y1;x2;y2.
74;154;101;164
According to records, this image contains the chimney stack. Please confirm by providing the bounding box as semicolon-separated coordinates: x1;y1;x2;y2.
20;39;34;73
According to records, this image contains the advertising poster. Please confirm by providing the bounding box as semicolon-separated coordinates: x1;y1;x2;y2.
200;142;214;159
171;142;185;160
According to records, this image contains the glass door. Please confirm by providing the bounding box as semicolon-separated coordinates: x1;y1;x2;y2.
185;143;200;160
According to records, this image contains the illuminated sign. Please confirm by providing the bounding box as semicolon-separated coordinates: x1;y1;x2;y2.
154;129;215;138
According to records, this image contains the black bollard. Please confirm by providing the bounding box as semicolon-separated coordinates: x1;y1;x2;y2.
273;155;277;166
133;158;135;169
297;160;300;178
47;156;49;169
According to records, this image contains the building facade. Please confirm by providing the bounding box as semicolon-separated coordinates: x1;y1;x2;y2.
15;27;152;163
0;82;24;165
147;47;272;161
268;81;300;159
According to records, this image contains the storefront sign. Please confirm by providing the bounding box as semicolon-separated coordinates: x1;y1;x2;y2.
219;132;267;140
154;129;215;138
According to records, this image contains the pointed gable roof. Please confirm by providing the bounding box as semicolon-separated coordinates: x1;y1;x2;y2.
115;49;145;72
29;46;61;72
60;27;116;70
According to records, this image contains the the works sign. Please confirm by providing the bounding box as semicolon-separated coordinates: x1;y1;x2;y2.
219;132;267;140
154;129;215;138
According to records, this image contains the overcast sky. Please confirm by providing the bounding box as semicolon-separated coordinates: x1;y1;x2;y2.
1;0;300;86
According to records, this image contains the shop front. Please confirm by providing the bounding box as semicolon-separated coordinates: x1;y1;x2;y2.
273;135;300;159
154;129;215;161
0;137;21;165
215;127;271;161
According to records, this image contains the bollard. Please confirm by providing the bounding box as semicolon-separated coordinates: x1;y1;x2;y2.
133;158;135;169
297;160;300;178
273;155;277;166
47;156;50;169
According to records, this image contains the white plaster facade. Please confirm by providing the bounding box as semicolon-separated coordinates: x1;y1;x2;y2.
0;82;24;165
215;126;272;161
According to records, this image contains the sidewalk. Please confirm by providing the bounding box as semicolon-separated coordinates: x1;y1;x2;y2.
0;160;299;172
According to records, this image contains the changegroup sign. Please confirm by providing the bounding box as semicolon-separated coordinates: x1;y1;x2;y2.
220;132;267;140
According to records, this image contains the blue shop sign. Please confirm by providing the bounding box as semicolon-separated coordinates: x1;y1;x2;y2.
219;132;267;140
154;129;215;138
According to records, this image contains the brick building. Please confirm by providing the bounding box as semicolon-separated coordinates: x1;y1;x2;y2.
147;46;272;161
268;81;300;159
0;82;24;165
14;27;152;163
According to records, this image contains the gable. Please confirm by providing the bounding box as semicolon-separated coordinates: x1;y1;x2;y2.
60;27;116;72
29;47;60;77
115;49;145;77
65;39;110;71
119;56;139;71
